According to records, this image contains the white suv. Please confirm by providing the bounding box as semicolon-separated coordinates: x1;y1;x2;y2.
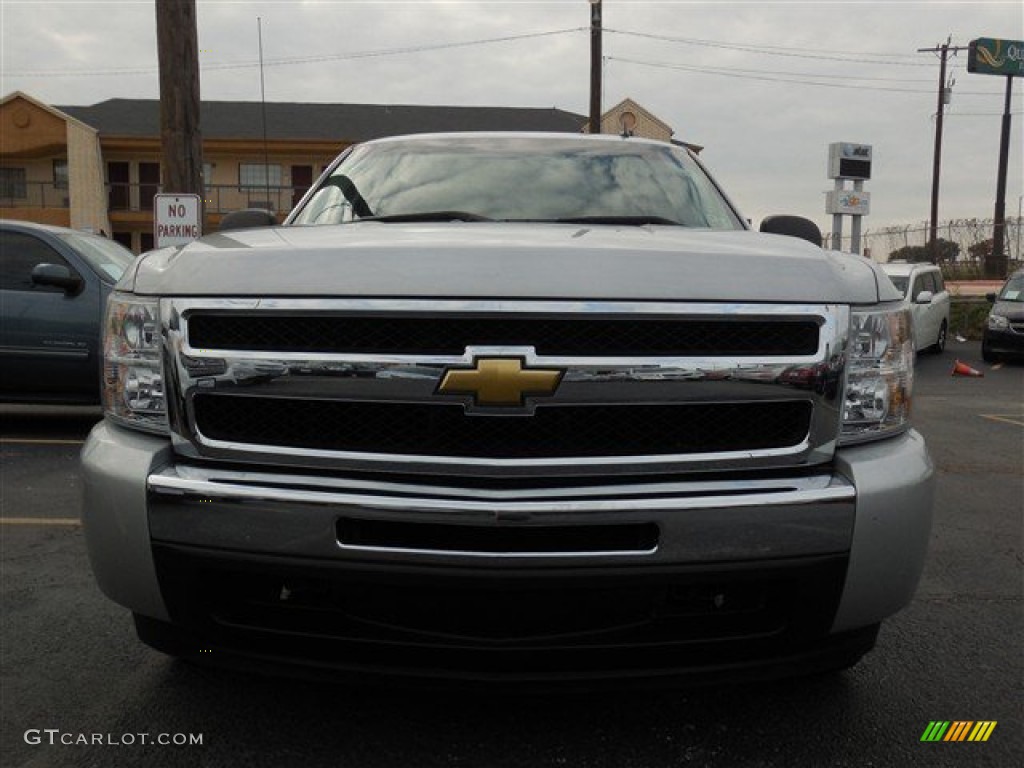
881;262;950;353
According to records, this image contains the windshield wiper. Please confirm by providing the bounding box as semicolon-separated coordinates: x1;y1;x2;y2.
549;215;685;226
359;211;495;223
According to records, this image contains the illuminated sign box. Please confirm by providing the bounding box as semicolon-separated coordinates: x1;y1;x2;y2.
828;142;872;180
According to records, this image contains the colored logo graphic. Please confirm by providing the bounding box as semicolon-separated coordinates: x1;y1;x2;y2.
438;357;563;407
920;721;997;742
976;41;1007;69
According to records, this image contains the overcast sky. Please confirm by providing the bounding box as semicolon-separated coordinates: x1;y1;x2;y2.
2;0;1021;235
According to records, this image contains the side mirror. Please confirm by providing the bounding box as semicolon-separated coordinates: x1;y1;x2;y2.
219;208;278;232
986;292;997;303
914;290;934;305
31;263;83;295
759;215;823;248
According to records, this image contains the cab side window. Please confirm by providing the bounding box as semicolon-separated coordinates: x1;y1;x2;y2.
910;275;923;301
932;271;945;293
912;272;935;300
0;231;75;292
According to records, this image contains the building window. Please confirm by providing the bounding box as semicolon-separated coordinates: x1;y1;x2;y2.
108;161;130;210
202;163;214;185
112;231;133;251
0;168;27;199
53;159;69;190
239;163;281;190
139;162;161;211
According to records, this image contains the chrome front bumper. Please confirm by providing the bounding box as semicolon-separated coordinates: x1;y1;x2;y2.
81;421;934;633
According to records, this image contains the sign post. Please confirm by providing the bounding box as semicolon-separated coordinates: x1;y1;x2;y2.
968;37;1022;277
154;194;203;249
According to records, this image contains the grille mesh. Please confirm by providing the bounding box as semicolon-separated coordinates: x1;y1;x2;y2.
187;314;820;357
192;395;812;458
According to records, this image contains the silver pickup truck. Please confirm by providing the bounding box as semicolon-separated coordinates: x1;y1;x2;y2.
82;133;934;684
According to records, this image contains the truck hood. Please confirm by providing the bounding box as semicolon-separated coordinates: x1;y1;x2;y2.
127;223;891;304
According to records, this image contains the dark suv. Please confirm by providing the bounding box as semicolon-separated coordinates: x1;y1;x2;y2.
982;269;1024;362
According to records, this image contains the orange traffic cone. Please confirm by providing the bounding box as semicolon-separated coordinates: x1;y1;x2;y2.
951;359;984;378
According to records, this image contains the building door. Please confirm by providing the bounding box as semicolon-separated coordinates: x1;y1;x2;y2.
291;165;313;209
108;162;129;210
139;163;160;211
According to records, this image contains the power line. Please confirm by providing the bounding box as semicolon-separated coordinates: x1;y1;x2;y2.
609;56;934;83
607;55;1000;95
946;111;1024;117
605;28;935;66
6;27;586;77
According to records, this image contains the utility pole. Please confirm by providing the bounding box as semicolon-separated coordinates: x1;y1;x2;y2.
918;38;966;261
156;0;203;202
589;0;603;134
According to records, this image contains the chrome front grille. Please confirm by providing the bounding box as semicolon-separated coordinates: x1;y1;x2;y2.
192;396;813;459
186;313;821;357
162;299;849;476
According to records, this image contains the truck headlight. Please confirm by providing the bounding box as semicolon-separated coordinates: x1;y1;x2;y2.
102;294;168;434
987;314;1009;331
840;307;914;445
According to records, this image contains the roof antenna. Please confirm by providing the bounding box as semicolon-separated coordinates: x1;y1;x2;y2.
258;17;270;209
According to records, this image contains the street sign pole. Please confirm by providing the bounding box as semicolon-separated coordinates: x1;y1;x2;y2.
991;75;1013;276
851;180;864;254
831;180;844;251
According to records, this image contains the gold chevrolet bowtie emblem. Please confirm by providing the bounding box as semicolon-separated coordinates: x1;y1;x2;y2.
438;358;564;407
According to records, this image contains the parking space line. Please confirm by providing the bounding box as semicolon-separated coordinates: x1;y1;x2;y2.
979;414;1024;428
0;438;85;446
1;517;81;526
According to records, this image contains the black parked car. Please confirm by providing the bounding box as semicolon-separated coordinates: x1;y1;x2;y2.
982;269;1024;363
1;220;136;403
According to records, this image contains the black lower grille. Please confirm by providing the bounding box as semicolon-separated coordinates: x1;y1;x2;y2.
186;313;821;357
151;546;852;677
192;395;812;458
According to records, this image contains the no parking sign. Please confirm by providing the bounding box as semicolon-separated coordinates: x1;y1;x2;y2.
154;194;202;248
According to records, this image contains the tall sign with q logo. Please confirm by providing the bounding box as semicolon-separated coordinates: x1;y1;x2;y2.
967;37;1021;276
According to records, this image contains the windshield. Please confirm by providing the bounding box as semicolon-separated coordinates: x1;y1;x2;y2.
290;136;744;229
887;275;909;297
57;232;135;282
997;274;1024;302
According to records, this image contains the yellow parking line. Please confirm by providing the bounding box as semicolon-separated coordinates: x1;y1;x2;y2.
0;438;85;446
1;517;81;526
980;414;1024;428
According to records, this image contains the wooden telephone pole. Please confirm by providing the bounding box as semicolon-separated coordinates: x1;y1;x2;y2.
589;0;602;134
155;0;204;202
918;39;967;261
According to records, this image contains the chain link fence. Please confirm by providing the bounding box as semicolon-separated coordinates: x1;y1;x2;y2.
823;217;1023;277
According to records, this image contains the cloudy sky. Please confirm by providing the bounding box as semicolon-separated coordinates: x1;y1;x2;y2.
2;0;1021;236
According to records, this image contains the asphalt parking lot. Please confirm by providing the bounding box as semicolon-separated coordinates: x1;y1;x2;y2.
1;341;1021;768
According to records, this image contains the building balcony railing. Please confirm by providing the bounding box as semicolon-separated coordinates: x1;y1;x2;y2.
0;182;70;209
107;183;308;216
0;182;311;216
